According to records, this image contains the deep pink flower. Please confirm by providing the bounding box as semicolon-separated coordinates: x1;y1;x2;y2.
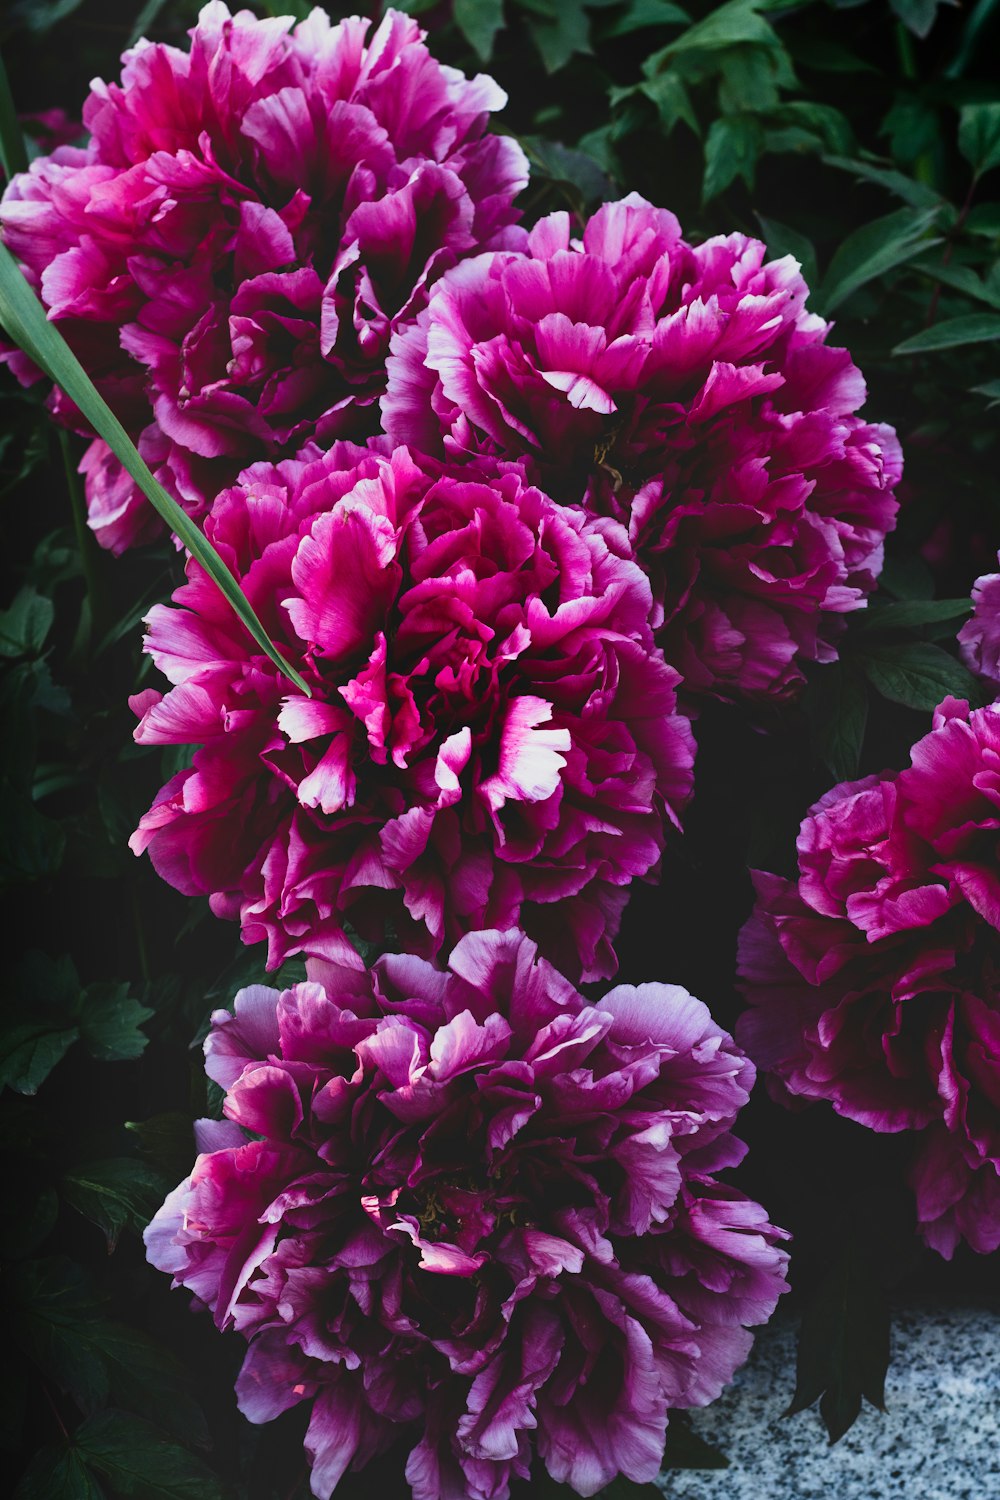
384;195;901;704
0;3;527;553
129;443;694;981
145;928;788;1499
959;554;1000;694
737;697;1000;1257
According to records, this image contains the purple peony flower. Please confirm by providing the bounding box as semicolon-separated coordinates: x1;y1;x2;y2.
958;553;1000;694
145;927;789;1499
737;696;1000;1257
0;3;527;553
128;442;694;981
383;195;901;704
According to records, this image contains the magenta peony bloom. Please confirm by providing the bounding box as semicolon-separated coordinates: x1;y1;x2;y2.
0;3;527;553
958;554;1000;694
145;928;789;1499
384;195;901;704
737;696;1000;1257
128;442;694;981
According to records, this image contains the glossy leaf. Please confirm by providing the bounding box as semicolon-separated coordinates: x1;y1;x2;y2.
857;641;982;710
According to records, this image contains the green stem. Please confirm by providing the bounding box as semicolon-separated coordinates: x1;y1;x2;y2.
59;429;106;639
0;49;28;180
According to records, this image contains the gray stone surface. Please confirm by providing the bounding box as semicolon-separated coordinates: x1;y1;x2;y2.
658;1305;1000;1500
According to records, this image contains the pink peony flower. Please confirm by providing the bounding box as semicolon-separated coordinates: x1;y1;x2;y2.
145;927;789;1499
128;442;695;981
0;3;527;553
384;195;901;704
737;696;1000;1257
958;553;1000;694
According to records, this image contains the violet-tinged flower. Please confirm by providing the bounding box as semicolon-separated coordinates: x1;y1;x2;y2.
145;928;789;1499
0;3;527;553
737;696;1000;1257
959;554;1000;694
128;442;694;981
384;195;901;705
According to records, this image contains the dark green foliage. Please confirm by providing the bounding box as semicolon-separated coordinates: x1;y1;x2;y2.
0;0;997;1494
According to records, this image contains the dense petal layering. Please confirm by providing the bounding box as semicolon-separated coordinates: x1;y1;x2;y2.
738;697;1000;1256
0;2;527;552
384;195;900;703
145;928;788;1499
959;554;1000;694
129;443;695;980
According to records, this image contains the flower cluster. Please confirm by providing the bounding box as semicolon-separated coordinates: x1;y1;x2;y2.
146;928;789;1500
0;3;527;552
959;553;1000;694
384;195;901;704
129;442;695;982
737;697;1000;1257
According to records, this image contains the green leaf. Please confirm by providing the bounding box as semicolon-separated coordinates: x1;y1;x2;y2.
755;214;818;286
61;1159;170;1252
632;74;700;135
77;984;152;1064
95;1325;210;1449
787;1242;889;1442
654;0;777;55
75;1411;227;1500
8;1257;110;1412
858;641;981;710
14;1445;106;1500
879;553;934;600
964;202;1000;236
856;598;972;633
0;588;55;659
817;207;940;313
453;0;504;58
526;2;592;72
517;135;613;210
3;1184;60;1260
911;257;1000;310
661;1414;730;1468
889;0;955;38
601;0;690;38
803;661;868;782
0;240;310;699
703;114;762;200
125;1112;197;1186
0;1021;79;1096
892;312;1000;354
822;154;941;209
971;377;1000;401
959;102;1000;178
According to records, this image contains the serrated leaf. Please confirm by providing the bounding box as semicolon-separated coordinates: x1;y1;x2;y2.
893;312;1000;354
959;102;1000;178
13;1445;106;1500
818;207;940;313
634;74;700;135
527;3;592;72
0;241;310;698
95;1325;210;1449
0;588;54;658
703;113;762;200
61;1159;170;1252
0;1021;79;1095
453;0;504;58
7;1257;110;1412
654;0;777;55
75;1411;227;1500
77;984;152;1064
858;641;981;710
803;661;868;781
856;598;971;633
787;1243;889;1442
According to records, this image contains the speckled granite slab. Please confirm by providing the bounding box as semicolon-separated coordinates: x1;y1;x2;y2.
659;1306;1000;1500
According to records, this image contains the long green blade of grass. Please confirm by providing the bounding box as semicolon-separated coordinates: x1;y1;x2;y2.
0;240;311;696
